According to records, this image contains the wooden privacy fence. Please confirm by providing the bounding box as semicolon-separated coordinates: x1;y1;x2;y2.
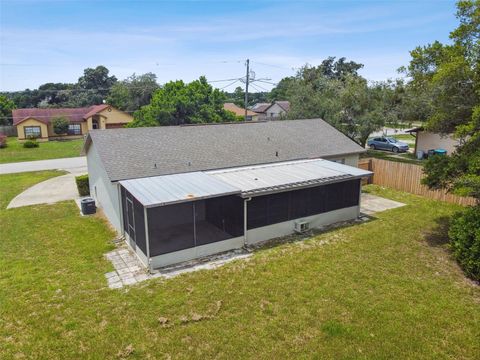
358;158;477;206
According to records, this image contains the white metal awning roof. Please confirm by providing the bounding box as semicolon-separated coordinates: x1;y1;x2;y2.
207;159;372;197
120;159;372;207
119;171;241;207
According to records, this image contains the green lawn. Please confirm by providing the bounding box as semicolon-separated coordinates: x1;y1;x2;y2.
0;137;84;164
392;134;416;142
0;172;479;359
361;149;423;165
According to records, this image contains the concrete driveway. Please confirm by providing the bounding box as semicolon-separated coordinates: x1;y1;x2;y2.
0;156;87;175
4;156;88;209
7;174;81;209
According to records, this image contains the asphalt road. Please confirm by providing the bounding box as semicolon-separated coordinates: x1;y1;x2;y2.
0;156;87;175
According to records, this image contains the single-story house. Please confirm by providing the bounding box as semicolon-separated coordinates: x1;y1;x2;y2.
252;101;290;120
83;118;371;270
406;127;461;156
13;104;133;141
223;103;259;121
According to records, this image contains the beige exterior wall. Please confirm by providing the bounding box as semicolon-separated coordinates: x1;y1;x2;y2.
85;108;133;130
416;131;459;155
323;153;360;167
265;103;287;119
16;118;49;141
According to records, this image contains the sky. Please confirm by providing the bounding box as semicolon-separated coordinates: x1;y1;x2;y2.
0;0;458;92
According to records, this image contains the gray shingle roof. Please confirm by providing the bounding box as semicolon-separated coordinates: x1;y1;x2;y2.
85;118;365;182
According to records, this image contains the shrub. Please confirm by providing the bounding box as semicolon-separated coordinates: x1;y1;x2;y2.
75;175;90;196
0;134;7;148
449;205;480;281
52;116;69;135
23;140;39;148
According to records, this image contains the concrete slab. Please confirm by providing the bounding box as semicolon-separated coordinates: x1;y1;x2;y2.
360;193;406;215
7;174;80;209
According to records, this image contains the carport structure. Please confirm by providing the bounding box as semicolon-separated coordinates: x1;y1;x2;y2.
119;159;371;270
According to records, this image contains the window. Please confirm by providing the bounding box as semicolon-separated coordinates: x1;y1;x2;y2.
24;126;41;138
68;124;81;135
330;158;345;164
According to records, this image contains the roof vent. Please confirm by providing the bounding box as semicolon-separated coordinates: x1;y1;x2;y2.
275;151;279;157
154;163;157;168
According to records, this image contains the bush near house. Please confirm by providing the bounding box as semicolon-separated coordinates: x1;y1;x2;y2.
0;134;7;148
449;206;480;281
75;174;90;196
23;140;39;148
52;116;70;135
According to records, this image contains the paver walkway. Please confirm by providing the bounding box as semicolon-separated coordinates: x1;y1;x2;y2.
105;249;150;288
105;247;251;289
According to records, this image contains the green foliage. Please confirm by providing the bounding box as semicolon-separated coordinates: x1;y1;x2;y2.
106;73;159;112
52;116;70;135
131;76;238;127
284;62;386;146
0;65;117;108
449;205;480;281
23;140;39;148
268;77;294;102
75;174;90;196
0;95;16;126
226;86;269;108
409;0;480;201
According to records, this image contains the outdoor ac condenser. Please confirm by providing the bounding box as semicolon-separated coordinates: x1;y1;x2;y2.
294;220;310;233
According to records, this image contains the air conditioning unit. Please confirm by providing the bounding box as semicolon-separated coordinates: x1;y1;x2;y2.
294;220;310;233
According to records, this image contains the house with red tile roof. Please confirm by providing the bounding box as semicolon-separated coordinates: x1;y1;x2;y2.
223;103;259;121
13;104;133;141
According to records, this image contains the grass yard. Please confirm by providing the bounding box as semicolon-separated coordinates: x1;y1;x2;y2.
361;150;423;165
392;134;416;142
0;172;479;359
0;137;84;164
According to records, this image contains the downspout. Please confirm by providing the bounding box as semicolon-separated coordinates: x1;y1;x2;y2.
117;183;124;237
144;207;152;274
243;197;252;246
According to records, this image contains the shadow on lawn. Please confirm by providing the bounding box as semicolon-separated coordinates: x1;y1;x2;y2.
423;216;451;247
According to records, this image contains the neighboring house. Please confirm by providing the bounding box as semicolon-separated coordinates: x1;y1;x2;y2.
223;103;259;121
83;118;370;270
406;127;461;155
252;101;290;120
13;105;133;141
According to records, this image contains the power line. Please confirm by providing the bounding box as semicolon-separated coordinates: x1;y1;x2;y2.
219;79;240;90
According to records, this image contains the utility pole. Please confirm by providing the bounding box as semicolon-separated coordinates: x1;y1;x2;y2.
244;59;249;121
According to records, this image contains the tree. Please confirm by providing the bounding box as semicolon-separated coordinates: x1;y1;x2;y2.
268;77;295;101
107;73;159;112
75;65;117;105
405;0;480;201
282;60;385;146
405;0;479;281
131;76;238;127
0;95;16;125
52;116;69;135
